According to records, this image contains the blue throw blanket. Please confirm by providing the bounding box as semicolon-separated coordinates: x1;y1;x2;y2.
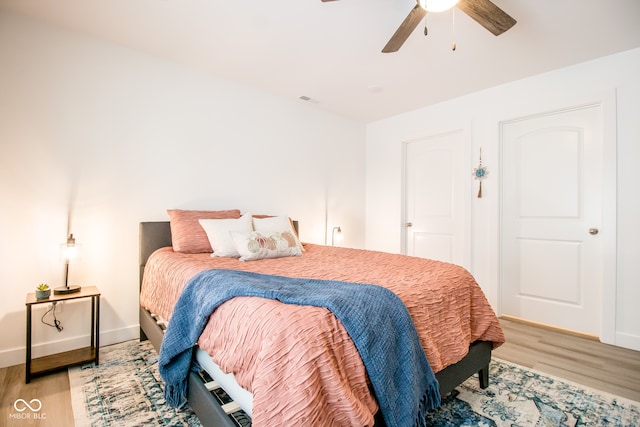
158;269;440;427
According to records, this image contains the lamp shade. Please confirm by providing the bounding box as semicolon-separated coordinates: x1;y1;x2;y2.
331;226;343;246
60;234;78;261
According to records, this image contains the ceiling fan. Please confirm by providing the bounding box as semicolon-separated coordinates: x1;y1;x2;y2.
321;0;516;53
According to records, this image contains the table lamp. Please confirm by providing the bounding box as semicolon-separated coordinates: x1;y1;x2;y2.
54;233;81;294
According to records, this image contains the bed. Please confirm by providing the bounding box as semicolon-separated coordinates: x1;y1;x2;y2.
138;214;505;427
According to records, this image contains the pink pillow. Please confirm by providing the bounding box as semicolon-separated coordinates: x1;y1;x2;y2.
167;209;241;253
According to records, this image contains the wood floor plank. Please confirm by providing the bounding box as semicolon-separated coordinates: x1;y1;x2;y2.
535;362;640;402
0;364;73;426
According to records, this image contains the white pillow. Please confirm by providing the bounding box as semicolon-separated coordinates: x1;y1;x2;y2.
253;216;303;251
199;213;253;257
230;230;303;261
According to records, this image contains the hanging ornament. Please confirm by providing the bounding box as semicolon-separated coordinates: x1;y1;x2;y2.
473;148;488;198
451;7;456;51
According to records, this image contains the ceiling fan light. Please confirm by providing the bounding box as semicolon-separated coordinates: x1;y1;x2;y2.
418;0;460;13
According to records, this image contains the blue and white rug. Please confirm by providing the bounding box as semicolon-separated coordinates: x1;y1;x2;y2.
69;340;640;426
426;359;639;426
69;340;200;426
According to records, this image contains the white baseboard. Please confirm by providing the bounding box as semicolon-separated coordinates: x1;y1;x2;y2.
615;331;640;352
0;325;140;369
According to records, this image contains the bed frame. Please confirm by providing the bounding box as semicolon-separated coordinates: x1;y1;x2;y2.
139;221;492;427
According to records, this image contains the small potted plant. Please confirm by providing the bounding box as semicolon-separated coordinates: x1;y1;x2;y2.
36;283;51;300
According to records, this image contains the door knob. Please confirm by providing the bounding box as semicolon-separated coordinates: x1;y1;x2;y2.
589;228;599;235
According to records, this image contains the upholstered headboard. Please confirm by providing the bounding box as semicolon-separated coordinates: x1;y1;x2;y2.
139;222;172;289
140;222;172;264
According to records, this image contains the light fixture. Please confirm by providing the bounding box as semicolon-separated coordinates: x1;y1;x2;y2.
54;234;81;295
331;226;343;247
418;0;460;12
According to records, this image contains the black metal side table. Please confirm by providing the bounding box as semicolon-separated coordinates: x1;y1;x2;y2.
25;286;100;383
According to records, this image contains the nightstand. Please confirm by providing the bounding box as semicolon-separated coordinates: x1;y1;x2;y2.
25;286;100;383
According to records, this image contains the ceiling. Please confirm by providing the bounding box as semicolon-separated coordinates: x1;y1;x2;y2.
1;0;640;122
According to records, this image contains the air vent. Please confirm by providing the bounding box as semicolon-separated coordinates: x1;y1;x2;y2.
299;95;318;103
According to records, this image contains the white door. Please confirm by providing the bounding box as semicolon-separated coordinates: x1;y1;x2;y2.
403;131;467;265
500;105;603;336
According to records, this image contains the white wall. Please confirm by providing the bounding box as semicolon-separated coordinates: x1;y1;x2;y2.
366;48;640;351
0;12;366;367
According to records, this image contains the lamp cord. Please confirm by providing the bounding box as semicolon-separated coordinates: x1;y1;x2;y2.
41;303;63;332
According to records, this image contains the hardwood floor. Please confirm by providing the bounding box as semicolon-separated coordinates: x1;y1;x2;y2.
0;364;73;426
493;317;640;402
1;318;638;426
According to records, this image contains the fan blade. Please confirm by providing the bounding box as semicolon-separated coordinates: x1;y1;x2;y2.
457;0;516;35
382;5;427;53
321;0;339;2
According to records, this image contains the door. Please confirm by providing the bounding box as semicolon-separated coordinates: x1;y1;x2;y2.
500;105;603;336
403;131;467;265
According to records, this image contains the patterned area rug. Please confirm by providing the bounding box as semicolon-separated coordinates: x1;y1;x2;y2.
69;340;640;426
426;360;640;427
69;340;200;426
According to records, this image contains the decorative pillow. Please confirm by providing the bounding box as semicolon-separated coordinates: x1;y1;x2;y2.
230;230;303;261
199;213;253;257
167;209;241;253
253;216;303;251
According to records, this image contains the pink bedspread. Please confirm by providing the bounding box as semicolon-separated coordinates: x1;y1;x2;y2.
140;244;504;426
